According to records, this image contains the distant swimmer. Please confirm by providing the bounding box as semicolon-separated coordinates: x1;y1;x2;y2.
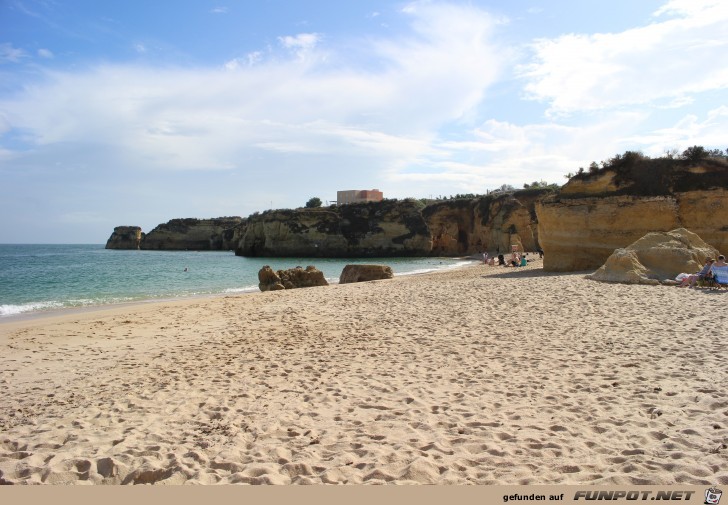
183;267;188;272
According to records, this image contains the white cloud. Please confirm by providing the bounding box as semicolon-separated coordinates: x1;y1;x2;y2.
521;1;728;114
211;7;228;14
0;43;27;63
134;43;147;54
37;48;54;59
653;0;724;18
622;106;728;155
388;111;657;193
224;51;265;70
0;2;514;227
277;33;322;60
1;3;503;178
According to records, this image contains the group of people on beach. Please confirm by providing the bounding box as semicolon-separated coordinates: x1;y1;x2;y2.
482;250;531;267
678;254;727;288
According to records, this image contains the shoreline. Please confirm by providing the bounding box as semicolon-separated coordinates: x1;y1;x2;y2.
2;258;725;485
0;258;482;329
0;255;479;324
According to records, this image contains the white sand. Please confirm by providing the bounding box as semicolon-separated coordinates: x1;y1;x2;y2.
1;259;726;485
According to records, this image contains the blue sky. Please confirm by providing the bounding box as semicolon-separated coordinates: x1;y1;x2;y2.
1;0;726;243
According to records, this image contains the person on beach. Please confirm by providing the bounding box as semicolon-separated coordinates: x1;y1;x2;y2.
680;258;714;288
520;254;527;267
498;254;505;266
715;255;727;267
483;252;489;265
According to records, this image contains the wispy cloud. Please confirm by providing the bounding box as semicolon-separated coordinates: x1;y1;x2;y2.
37;48;54;59
277;33;322;60
0;43;27;63
210;6;228;14
1;0;726;231
622;105;728;154
0;3;502;182
520;1;728;115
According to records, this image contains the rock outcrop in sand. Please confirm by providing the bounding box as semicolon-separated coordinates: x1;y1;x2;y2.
339;264;394;284
537;160;728;271
238;200;431;257
587;228;718;285
258;265;328;291
105;226;144;250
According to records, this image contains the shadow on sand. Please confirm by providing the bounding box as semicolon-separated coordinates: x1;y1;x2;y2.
482;267;594;280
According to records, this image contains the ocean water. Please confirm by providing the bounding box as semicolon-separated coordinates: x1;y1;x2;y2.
0;244;471;318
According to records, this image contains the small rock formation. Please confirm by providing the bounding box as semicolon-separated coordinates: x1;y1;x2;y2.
339;264;394;284
105;226;144;250
587;228;718;285
258;265;328;291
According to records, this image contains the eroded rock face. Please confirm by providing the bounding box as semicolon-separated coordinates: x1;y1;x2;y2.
423;191;546;256
537;195;681;271
587;228;718;284
141;217;244;251
258;265;328;291
258;265;284;291
105;226;144;250
339;264;394;284
537;162;728;271
238;200;432;257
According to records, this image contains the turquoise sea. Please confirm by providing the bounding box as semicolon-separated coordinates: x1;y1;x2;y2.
0;244;471;318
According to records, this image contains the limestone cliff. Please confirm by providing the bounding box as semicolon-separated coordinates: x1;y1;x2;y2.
422;190;548;256
537;160;728;271
105;226;144;250
141;217;244;251
236;200;432;257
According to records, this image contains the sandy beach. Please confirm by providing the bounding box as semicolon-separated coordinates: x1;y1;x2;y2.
1;259;726;485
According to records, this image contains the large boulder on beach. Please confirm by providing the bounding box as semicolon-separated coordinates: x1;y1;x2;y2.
258;265;285;291
587;228;718;285
258;265;328;291
339;264;394;284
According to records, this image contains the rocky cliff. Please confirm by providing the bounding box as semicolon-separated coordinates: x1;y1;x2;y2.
422;190;548;256
141;217;244;251
105;157;726;265
105;226;144;250
537;159;728;271
236;200;432;257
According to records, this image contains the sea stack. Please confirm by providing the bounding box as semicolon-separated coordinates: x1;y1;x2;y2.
105;226;144;250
